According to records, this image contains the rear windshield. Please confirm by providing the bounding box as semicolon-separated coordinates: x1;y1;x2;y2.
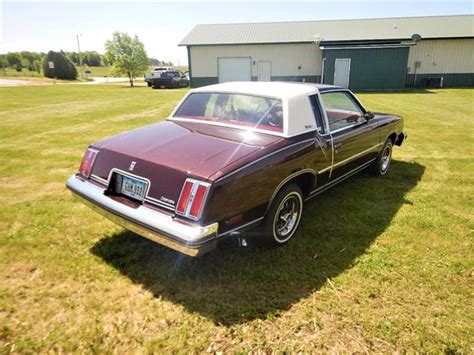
161;71;180;78
173;93;284;133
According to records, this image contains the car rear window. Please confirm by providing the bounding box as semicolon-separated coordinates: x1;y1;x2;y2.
161;71;179;78
173;92;284;133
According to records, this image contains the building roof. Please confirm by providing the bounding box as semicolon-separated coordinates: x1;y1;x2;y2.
180;15;474;46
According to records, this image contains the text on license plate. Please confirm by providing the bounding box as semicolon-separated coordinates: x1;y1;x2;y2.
121;175;147;201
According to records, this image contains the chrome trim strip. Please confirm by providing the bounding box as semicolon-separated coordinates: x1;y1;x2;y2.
218;217;264;237
316;142;382;176
329;135;335;178
145;199;175;211
316;91;331;135
215;138;317;182
306;158;376;200
328;123;360;135
332;143;382;169
265;168;316;213
318;166;332;174
66;175;219;256
90;174;108;185
145;195;175;208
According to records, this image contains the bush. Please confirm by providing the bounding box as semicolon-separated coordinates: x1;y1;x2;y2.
42;51;77;80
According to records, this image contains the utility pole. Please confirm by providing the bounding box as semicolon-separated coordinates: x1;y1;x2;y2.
76;34;83;79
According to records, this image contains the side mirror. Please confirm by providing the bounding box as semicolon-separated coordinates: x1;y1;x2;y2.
364;112;375;120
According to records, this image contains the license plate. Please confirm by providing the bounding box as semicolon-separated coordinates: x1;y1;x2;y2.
120;175;147;201
160;85;165;89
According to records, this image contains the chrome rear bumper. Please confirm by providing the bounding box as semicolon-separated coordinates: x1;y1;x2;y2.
66;175;218;256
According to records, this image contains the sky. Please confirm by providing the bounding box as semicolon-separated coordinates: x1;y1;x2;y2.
1;1;472;65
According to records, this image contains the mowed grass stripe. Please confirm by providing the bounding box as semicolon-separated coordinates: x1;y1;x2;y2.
0;85;184;143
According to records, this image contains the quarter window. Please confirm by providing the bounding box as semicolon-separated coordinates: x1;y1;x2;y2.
320;91;365;132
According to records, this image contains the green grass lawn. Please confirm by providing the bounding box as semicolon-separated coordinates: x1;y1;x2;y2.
0;68;43;77
0;85;472;352
80;66;112;77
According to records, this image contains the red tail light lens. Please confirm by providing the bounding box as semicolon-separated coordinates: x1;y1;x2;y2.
176;180;193;214
189;184;208;218
176;179;210;220
79;148;98;178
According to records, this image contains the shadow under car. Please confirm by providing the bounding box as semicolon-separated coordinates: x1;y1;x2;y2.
91;160;424;326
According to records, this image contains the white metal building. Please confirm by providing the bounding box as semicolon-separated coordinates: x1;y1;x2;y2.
179;15;474;90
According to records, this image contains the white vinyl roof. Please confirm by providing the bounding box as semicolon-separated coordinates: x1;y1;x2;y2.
170;82;326;137
191;81;320;100
180;15;473;46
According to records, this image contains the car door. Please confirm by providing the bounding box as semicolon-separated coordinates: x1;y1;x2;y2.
320;90;380;180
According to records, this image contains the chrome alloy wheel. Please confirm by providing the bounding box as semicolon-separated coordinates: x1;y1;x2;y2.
273;192;302;243
381;145;392;173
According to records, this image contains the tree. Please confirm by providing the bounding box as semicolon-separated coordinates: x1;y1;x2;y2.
33;60;42;75
65;51;79;65
105;32;149;87
6;53;22;68
42;51;77;80
20;51;39;70
0;55;7;73
83;51;101;66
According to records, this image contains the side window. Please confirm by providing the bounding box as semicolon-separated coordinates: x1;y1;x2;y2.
320;91;365;132
309;95;325;134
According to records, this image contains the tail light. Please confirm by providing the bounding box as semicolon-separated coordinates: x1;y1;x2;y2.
79;148;99;178
176;178;210;220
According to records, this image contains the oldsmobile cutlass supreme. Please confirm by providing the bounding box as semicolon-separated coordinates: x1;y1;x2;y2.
66;82;406;256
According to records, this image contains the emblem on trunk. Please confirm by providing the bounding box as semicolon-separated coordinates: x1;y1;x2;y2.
129;161;137;171
160;196;175;205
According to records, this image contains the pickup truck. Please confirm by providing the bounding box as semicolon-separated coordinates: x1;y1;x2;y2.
151;71;189;89
144;67;172;87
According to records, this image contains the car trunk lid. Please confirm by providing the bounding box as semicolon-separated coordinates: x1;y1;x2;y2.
91;120;281;209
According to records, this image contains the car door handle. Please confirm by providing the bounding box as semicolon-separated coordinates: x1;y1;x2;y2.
334;142;343;149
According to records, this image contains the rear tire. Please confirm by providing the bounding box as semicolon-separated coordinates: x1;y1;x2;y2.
263;184;303;245
370;139;393;176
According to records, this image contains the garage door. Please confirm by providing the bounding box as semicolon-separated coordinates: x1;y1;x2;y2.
218;57;252;83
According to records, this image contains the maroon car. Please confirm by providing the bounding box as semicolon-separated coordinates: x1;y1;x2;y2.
67;82;406;256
